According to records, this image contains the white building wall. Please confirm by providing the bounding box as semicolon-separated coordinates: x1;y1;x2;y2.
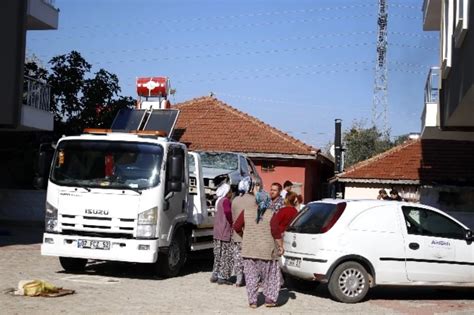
344;183;420;201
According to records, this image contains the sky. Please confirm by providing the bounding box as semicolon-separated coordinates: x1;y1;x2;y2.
27;0;439;149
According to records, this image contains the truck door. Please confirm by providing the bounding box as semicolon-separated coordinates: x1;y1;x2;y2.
401;206;473;282
187;152;206;225
160;146;187;242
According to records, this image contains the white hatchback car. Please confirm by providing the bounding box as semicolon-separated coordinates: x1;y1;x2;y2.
281;199;474;303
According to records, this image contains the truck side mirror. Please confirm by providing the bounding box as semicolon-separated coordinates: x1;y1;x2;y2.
167;154;183;193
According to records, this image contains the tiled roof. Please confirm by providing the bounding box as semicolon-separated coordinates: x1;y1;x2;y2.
337;139;474;185
172;96;320;156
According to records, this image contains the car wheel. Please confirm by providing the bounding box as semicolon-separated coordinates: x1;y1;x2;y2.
59;257;88;272
155;229;186;278
328;261;369;303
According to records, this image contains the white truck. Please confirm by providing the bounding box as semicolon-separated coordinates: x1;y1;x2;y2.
39;77;215;277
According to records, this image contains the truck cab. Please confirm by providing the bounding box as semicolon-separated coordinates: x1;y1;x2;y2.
41;130;197;276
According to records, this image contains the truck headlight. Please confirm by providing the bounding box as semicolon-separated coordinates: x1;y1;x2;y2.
45;202;58;232
137;207;157;238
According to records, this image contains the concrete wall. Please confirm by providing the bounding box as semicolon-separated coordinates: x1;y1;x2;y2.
252;159;305;198
0;0;27;128
440;1;474;129
420;185;474;228
0;189;45;224
344;183;420;201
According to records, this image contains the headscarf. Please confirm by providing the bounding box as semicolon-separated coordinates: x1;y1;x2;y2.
255;191;271;224
216;183;231;198
237;176;251;195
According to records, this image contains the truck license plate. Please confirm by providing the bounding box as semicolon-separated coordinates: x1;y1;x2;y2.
285;257;301;268
78;239;110;250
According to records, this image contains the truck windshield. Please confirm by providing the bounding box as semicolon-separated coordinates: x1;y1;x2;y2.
199;152;238;170
50;140;164;190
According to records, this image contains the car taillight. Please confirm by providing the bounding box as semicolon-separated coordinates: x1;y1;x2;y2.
321;202;346;233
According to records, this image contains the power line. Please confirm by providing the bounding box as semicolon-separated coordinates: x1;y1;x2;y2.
94;42;375;65
34;31;378;58
30;14;382;41
63;4;380;31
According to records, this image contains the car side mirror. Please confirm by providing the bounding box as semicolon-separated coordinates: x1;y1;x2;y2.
465;229;473;243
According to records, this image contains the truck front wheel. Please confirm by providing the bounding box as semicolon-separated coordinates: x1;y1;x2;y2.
155;229;186;278
59;257;88;272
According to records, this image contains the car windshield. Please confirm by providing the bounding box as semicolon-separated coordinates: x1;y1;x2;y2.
199;152;238;170
50;140;163;190
287;203;340;234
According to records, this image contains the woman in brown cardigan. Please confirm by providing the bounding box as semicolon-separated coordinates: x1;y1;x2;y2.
233;190;283;308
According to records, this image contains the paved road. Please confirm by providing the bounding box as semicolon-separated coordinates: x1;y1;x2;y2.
1;225;474;314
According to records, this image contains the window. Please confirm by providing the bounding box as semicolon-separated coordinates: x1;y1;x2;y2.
441;0;454;78
239;155;249;176
402;206;465;240
454;0;469;47
287;202;345;234
261;161;275;172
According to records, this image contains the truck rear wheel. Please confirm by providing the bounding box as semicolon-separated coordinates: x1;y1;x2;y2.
156;229;186;278
59;257;88;272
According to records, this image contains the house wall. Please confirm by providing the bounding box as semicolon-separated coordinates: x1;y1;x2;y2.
420;185;474;228
440;1;474;130
252;158;312;202
343;183;420;201
0;0;27;128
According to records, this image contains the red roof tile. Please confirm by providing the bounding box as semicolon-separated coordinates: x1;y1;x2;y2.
172;96;320;156
338;139;474;184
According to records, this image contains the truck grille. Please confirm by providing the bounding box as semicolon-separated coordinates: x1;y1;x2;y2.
59;214;136;236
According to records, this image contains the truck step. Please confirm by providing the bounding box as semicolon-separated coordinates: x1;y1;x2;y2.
190;241;213;251
191;229;213;238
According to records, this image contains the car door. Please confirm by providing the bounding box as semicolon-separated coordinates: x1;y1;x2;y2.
401;205;473;283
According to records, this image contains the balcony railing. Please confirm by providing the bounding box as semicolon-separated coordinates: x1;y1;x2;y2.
23;76;52;112
42;0;56;8
424;66;440;104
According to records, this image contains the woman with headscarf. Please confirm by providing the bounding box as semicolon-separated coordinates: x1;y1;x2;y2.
210;183;234;285
230;176;252;287
270;191;299;256
233;189;283;308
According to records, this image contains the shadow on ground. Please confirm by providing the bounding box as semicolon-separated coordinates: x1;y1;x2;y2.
56;250;214;280
0;224;43;247
287;279;474;302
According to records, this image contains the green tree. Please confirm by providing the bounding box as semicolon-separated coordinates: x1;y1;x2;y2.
343;120;392;167
25;50;135;135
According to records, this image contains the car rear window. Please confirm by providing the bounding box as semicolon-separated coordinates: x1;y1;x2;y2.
287;202;344;234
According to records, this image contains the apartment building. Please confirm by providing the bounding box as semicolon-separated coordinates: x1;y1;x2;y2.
421;0;474;139
0;0;59;131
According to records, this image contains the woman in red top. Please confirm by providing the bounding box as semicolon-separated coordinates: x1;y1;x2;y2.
270;191;299;254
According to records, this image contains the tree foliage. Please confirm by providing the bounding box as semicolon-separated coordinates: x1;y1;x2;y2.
343;122;392;167
25;51;134;136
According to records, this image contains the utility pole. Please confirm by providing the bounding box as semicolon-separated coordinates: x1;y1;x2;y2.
372;0;390;139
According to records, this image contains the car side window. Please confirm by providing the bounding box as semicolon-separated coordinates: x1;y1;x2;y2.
239;156;249;176
402;206;465;240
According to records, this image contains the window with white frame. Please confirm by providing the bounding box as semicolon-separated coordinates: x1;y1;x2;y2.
441;0;454;79
454;0;469;47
